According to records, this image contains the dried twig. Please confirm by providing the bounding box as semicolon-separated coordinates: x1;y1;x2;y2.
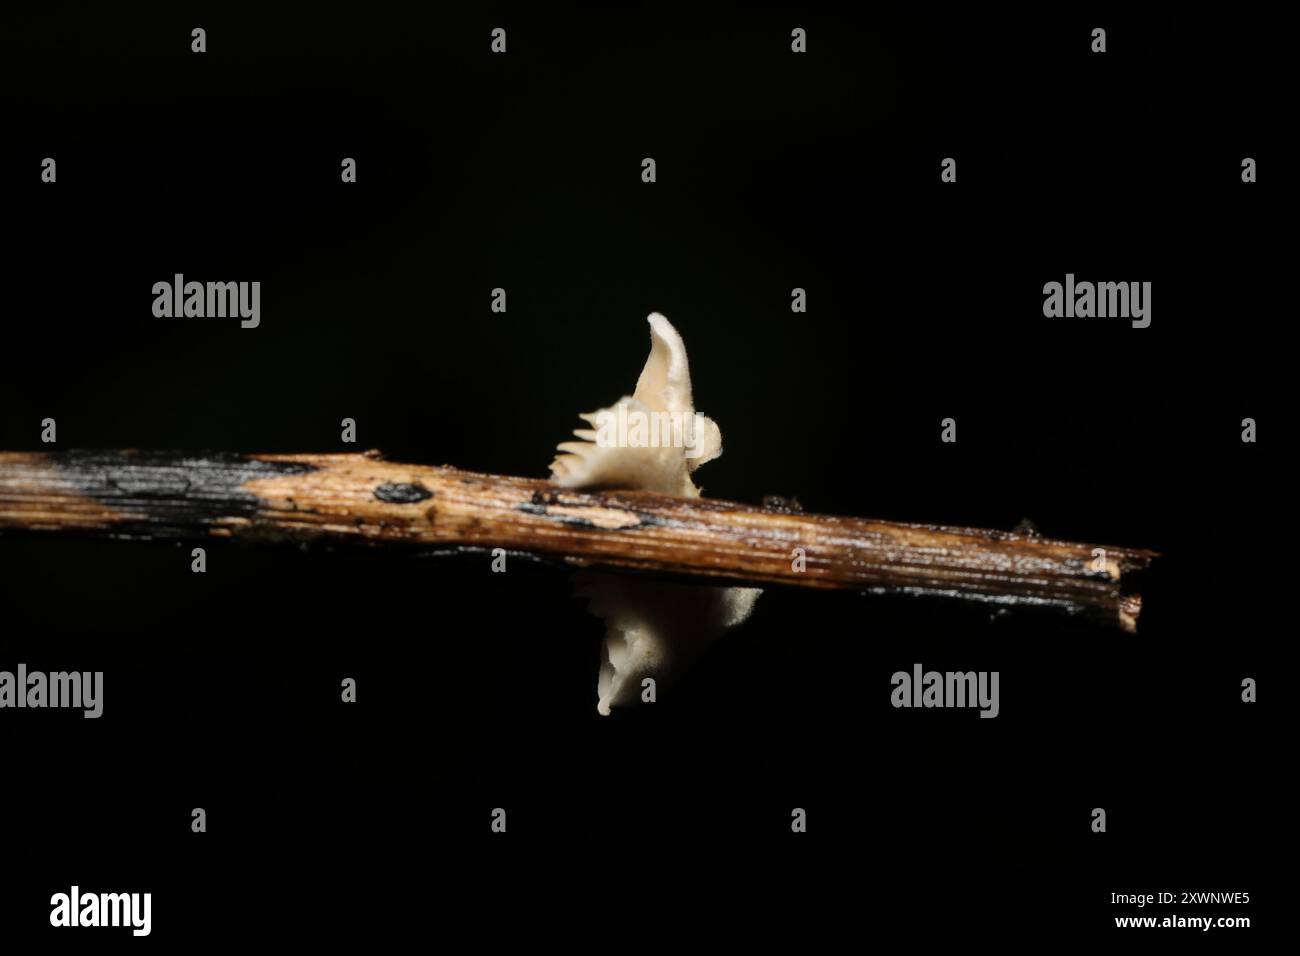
0;450;1157;631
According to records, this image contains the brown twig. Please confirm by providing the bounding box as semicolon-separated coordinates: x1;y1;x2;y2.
0;450;1157;631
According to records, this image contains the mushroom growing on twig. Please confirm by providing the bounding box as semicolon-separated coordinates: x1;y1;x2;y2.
550;313;762;715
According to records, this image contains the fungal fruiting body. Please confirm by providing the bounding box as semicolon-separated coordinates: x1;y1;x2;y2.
551;313;761;715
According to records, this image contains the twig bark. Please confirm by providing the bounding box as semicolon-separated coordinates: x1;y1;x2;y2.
0;450;1156;631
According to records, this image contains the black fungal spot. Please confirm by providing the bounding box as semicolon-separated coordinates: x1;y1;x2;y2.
374;482;434;504
520;489;559;514
56;450;319;538
514;500;603;530
553;515;597;529
513;492;578;525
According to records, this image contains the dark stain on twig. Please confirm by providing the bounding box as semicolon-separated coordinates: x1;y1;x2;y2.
373;482;433;504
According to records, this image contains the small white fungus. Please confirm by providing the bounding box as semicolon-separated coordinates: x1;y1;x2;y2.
550;313;762;715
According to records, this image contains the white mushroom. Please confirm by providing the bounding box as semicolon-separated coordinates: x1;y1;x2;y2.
550;313;762;715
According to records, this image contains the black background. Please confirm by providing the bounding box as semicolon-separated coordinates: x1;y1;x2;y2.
1;4;1279;943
